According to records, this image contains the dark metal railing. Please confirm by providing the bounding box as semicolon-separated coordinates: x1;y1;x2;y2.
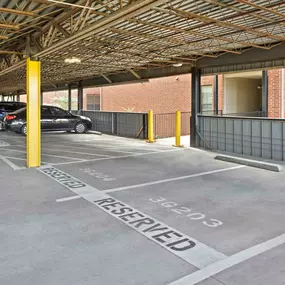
201;110;223;115
73;110;148;139
221;111;267;118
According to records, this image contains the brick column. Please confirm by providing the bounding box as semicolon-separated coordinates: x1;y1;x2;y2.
281;69;285;118
268;69;282;118
218;75;224;113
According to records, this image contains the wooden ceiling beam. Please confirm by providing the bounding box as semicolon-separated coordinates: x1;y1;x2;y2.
46;0;109;16
28;0;67;8
168;8;285;42
101;73;112;83
129;18;269;51
205;0;285;25
235;0;285;19
0;23;20;30
153;1;285;36
53;22;70;37
0;50;24;55
129;69;141;79
0;7;36;17
109;26;240;56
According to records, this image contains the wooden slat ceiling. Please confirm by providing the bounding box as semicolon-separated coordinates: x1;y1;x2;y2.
0;0;285;92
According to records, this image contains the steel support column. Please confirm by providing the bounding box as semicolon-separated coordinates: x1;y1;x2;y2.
262;70;268;116
190;68;201;147
68;85;72;111
78;81;83;111
40;89;43;105
214;75;219;115
26;58;41;168
16;94;20;101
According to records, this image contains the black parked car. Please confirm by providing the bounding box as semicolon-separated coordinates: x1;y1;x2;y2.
0;102;26;130
4;105;92;135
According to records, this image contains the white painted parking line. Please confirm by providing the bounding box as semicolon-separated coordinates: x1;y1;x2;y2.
2;156;27;161
56;195;81;202
41;143;140;154
39;165;227;269
168;233;285;285
0;148;84;161
104;165;246;193
0;154;25;170
64;142;172;151
50;148;184;166
42;140;169;151
27;146;114;158
2;156;49;165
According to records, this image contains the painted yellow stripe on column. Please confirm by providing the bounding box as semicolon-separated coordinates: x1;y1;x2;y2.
174;110;183;147
26;58;41;168
147;109;155;143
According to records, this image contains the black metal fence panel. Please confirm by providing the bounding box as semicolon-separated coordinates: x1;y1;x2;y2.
76;110;147;139
197;115;285;161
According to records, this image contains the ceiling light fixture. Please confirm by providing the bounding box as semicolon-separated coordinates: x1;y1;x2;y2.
64;57;81;64
173;63;183;67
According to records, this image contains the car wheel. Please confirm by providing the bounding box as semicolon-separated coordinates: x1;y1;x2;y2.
74;122;86;134
21;125;27;136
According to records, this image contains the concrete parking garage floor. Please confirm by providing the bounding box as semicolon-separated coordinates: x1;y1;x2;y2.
1;131;285;285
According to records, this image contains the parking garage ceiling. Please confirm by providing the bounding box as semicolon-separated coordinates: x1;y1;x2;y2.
0;0;285;93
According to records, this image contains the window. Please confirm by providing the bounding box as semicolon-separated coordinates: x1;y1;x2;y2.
50;107;68;117
201;85;213;112
87;94;100;110
41;106;52;116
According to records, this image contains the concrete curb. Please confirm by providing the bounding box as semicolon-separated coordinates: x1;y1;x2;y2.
215;155;284;172
88;131;102;135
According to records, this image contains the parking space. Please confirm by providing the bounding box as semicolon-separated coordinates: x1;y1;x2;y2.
0;132;177;169
1;131;285;285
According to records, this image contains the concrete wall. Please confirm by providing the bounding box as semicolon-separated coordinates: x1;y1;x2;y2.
224;78;262;114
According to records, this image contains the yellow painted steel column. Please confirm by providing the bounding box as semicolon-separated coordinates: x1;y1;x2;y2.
174;110;183;147
26;58;41;168
147;109;155;143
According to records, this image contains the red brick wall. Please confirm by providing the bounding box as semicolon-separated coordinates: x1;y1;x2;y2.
99;75;192;114
268;69;281;118
19;72;284;121
85;74;217;137
84;87;100;110
85;74;219;114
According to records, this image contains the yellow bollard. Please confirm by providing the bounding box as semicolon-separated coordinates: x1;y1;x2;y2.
174;110;183;147
147;109;155;143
